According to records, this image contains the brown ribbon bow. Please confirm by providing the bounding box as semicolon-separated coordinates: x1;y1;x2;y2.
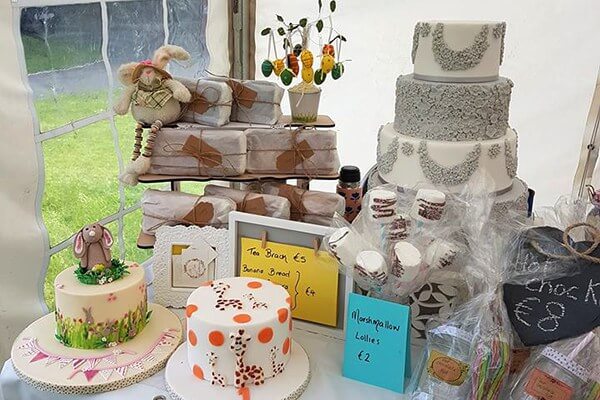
237;193;268;216
188;92;212;115
275;128;316;173
278;185;308;221
225;79;258;109
182;201;215;226
182;135;223;168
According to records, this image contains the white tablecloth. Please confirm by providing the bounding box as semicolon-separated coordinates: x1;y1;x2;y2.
1;329;423;400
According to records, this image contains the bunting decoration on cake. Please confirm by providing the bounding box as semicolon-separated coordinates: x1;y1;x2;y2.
18;328;179;383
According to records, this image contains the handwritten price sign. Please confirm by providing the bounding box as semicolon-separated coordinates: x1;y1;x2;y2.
342;293;411;393
239;237;339;327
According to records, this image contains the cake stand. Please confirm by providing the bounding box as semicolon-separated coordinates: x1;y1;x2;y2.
165;340;310;400
10;303;182;395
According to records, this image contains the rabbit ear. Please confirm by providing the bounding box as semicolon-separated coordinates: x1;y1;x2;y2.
101;226;113;248
117;62;139;85
73;230;85;257
152;45;190;69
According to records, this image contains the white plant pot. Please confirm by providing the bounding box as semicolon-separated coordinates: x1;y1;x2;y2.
288;89;321;123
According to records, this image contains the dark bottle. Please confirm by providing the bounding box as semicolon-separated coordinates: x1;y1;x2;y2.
337;166;362;222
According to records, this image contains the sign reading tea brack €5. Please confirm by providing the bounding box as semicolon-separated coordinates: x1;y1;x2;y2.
239;237;339;327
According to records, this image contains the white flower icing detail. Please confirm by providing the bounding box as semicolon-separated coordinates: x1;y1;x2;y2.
377;135;399;175
418;141;481;186
431;23;490;71
394;75;513;141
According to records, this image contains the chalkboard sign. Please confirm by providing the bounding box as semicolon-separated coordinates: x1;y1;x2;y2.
503;226;600;346
229;212;354;339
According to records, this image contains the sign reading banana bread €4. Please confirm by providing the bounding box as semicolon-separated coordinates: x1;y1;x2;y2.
239;237;339;327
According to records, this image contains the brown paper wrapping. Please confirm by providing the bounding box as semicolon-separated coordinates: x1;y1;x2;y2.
246;128;340;175
178;77;233;127
148;126;246;176
260;182;344;226
203;185;290;219
207;78;284;125
141;189;236;235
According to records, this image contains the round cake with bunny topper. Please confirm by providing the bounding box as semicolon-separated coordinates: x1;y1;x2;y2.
10;222;182;395
165;277;311;400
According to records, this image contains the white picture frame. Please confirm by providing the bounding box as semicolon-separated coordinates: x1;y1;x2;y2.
153;225;231;308
229;211;354;340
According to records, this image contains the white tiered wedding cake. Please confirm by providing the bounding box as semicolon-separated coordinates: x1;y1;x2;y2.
375;21;529;217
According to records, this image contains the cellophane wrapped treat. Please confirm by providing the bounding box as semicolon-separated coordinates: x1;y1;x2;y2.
259;182;344;226
208;77;284;125
509;331;599;400
141;189;236;235
178;77;233;126
203;184;290;219
322;214;388;295
246;127;340;175
409;208;516;400
147;125;246;177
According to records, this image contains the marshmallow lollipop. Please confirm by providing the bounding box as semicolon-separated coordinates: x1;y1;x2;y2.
410;189;446;223
424;238;459;270
368;189;398;223
328;227;363;267
354;250;388;290
391;241;423;282
387;213;411;242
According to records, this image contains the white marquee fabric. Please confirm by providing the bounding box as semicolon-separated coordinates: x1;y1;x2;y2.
255;0;600;202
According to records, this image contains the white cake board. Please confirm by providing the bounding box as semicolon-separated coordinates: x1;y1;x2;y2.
10;304;182;395
165;340;310;400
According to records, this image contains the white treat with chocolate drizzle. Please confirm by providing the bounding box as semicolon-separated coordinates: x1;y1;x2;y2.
424;239;459;270
354;251;388;290
368;189;398;223
328;227;363;267
410;189;446;223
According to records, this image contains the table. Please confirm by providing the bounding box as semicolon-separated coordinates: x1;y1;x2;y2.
1;329;423;400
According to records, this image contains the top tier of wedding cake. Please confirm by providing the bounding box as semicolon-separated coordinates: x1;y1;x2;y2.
412;20;506;82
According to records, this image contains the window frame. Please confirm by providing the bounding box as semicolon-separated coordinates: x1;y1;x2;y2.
11;0;234;310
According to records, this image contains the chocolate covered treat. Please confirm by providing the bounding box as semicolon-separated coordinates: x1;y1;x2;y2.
410;189;446;223
368;189;398;223
391;241;423;283
328;227;363;267
355;250;388;290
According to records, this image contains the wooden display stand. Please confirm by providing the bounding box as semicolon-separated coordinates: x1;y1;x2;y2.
135;116;338;249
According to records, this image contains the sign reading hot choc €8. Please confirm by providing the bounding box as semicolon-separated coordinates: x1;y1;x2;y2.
342;293;411;393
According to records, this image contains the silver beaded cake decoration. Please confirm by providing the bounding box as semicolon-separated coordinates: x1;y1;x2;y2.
401;142;415;157
418;141;482;186
431;23;490;71
411;22;432;63
493;22;507;65
377;136;399;175
504;138;517;178
488;144;501;159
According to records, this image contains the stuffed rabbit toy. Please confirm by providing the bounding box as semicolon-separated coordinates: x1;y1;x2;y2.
115;45;192;185
73;223;114;271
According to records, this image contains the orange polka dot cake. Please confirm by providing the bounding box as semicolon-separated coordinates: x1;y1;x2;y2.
186;278;292;386
166;277;310;400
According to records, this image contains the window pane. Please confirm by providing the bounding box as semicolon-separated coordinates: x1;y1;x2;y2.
107;0;165;68
123;209;153;263
42;120;120;246
167;0;210;78
20;4;108;132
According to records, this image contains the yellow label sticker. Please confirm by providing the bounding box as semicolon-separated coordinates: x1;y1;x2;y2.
239;237;339;327
426;349;469;386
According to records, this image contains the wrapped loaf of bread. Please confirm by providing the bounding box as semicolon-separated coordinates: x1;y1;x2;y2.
203;184;290;219
207;77;284;125
246;128;340;175
178;77;233;127
141;189;236;235
260;182;344;226
147;126;246;177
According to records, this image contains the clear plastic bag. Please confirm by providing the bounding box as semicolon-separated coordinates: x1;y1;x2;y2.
509;331;599;400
